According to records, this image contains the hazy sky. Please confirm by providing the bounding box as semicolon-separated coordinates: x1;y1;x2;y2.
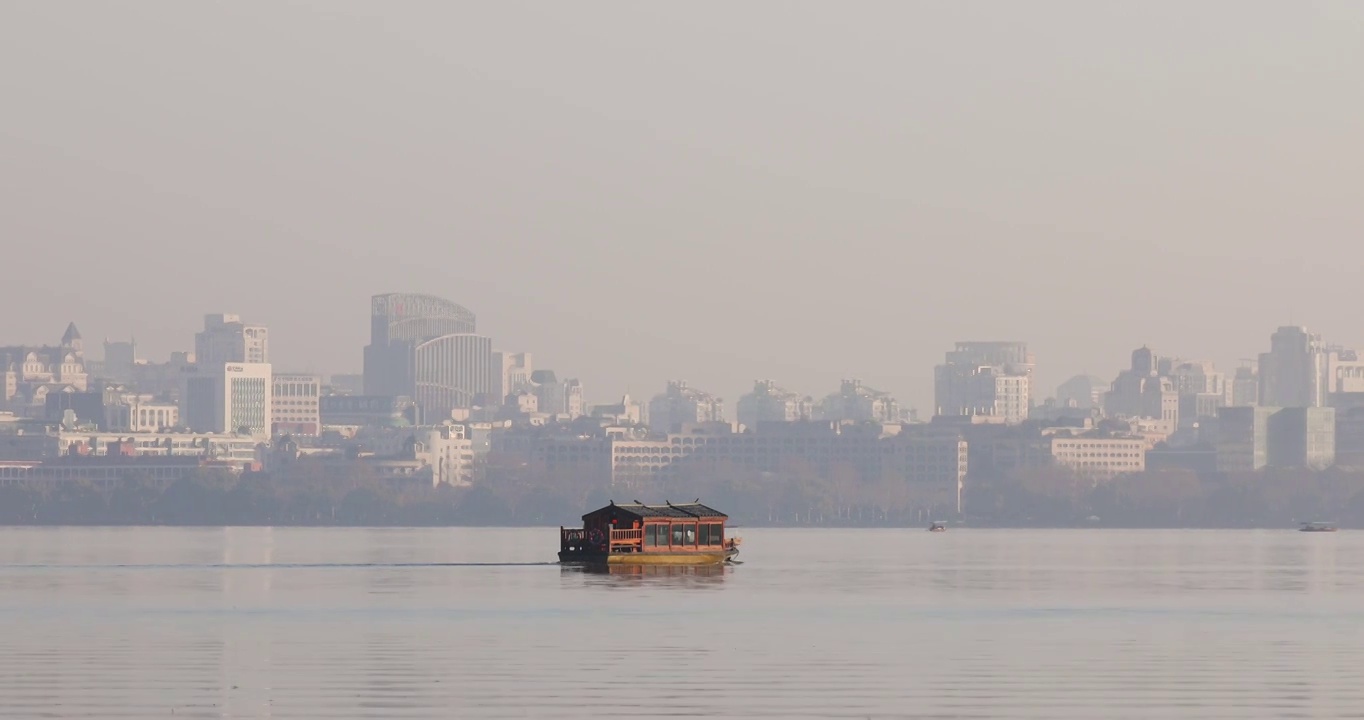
3;2;1363;411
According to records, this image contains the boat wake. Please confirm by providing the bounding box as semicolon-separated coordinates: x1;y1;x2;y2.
5;562;562;570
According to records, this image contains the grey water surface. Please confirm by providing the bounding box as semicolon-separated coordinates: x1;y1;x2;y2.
1;527;1361;719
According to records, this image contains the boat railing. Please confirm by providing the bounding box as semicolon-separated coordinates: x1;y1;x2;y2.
610;528;643;545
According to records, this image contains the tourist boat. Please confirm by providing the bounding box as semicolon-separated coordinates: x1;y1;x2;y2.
928;521;947;532
559;500;741;566
1300;521;1338;532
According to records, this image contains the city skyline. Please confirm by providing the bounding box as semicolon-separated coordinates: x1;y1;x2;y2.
5;298;1355;425
6;3;1364;414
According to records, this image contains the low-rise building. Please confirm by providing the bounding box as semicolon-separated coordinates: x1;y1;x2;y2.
319;394;416;427
610;420;968;512
589;394;644;426
0;455;229;485
105;397;179;433
1049;435;1146;480
56;430;263;467
272;373;322;436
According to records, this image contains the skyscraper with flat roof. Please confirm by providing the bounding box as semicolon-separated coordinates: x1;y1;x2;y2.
1258;326;1329;408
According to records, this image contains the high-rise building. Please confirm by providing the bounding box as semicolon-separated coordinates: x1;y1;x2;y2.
1104;346;1179;432
101;339;138;384
363;293;491;422
182;362;273;439
364;293;476;398
563;378;586;419
413;333;494;423
820;379;899;423
933;341;1033;424
493;351;533;401
1258;326;1328;408
1170;360;1225;429
1229;363;1259;407
648;380;725;433
195;314;268;365
737;380;814;428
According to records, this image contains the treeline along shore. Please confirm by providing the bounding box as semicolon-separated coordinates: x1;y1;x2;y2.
4;458;1364;528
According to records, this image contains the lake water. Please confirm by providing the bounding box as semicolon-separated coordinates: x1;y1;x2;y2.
1;527;1363;719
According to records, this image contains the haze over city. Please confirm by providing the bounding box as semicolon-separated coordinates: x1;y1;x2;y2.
5;2;1364;410
11;5;1364;719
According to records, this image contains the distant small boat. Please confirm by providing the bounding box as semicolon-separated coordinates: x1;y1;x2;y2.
1300;522;1338;533
928;521;947;532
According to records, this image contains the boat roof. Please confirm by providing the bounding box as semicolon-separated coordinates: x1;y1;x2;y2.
584;501;728;521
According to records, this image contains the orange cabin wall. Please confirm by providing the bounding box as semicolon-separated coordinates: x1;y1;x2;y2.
578;509;726;552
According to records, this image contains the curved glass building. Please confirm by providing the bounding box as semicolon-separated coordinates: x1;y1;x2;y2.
363;293;492;422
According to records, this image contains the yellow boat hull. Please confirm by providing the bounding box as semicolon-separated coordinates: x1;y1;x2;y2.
559;547;738;566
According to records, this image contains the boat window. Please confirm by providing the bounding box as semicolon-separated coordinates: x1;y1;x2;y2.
684;525;696;545
671;524;686;545
698;524;711;546
647;524;665;546
708;523;724;545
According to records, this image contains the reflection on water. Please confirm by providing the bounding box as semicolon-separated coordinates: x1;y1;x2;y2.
563;562;730;588
2;527;1364;718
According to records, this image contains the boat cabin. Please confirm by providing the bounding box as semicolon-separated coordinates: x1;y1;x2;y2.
561;500;730;555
